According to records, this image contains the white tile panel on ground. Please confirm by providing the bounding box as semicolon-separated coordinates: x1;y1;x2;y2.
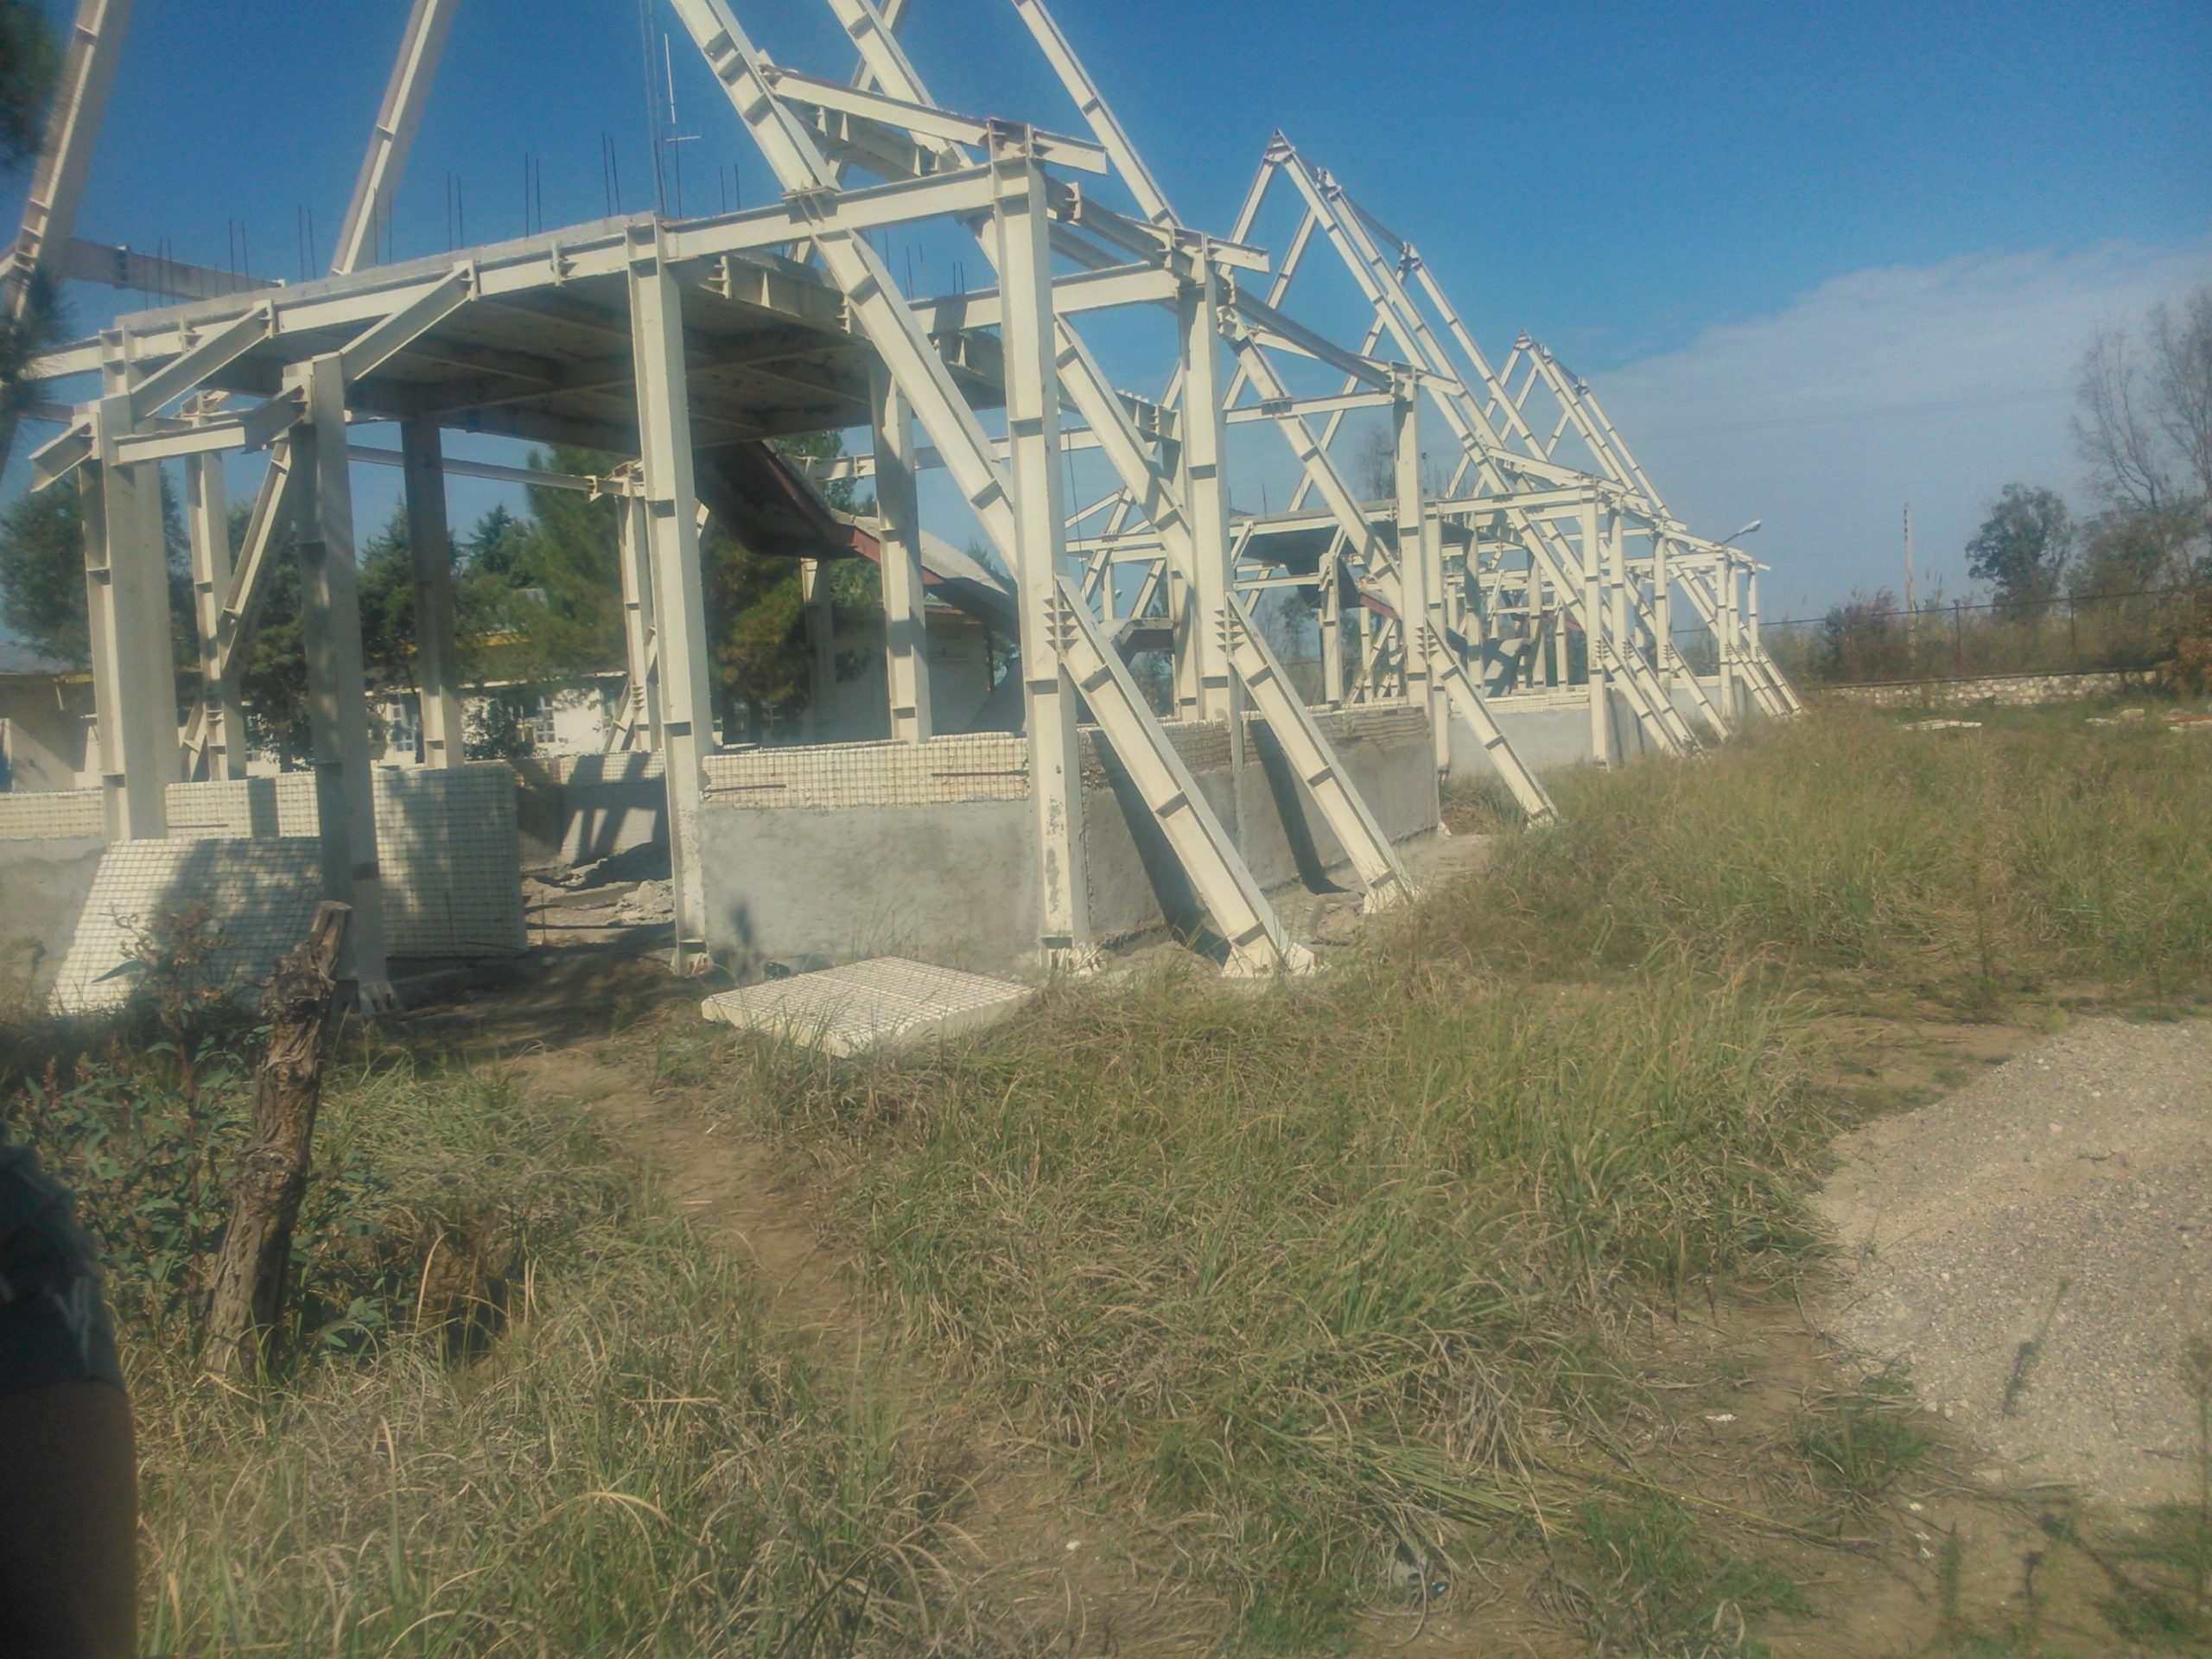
700;957;1032;1057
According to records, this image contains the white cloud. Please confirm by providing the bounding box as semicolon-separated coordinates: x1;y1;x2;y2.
1583;239;2212;620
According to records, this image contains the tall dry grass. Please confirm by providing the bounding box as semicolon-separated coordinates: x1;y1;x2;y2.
692;948;1823;1644
15;702;2195;1652
5;1041;981;1657
1446;704;2212;1006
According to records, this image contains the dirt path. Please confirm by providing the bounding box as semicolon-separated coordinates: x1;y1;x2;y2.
1815;1015;2212;1507
490;1014;1208;1655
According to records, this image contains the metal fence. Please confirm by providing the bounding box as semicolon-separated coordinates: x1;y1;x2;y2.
1758;586;2202;688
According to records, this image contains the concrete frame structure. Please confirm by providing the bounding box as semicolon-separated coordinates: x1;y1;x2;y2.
1071;136;1802;764
0;0;1793;989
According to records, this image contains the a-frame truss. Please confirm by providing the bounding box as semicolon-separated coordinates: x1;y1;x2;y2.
1072;127;1797;773
1;0;1791;989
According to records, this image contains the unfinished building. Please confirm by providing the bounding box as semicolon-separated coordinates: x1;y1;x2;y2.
0;0;1798;1008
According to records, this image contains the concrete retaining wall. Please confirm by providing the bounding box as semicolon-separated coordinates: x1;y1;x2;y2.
696;709;1440;973
0;788;102;841
548;753;667;868
1449;677;1753;780
1079;706;1438;943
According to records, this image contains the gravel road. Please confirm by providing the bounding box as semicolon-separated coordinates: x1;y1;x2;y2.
1814;1017;2212;1506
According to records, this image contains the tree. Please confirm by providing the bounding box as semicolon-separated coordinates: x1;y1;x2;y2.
0;472;192;668
0;0;56;168
220;500;412;763
1966;485;2071;618
2073;286;2211;550
0;2;60;417
0;479;89;662
1814;588;1910;684
1355;424;1394;503
699;432;874;734
2069;505;2196;599
502;448;624;677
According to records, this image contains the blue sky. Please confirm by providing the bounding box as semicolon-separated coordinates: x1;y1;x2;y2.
8;0;2209;618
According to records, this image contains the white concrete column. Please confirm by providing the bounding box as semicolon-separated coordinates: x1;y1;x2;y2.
292;355;390;995
399;418;464;766
799;558;836;741
183;448;234;781
870;364;931;745
1392;374;1446;773
1716;558;1738;723
1581;495;1612;767
81;361;179;839
1607;507;1631;682
627;233;715;969
614;491;661;750
1319;542;1344;706
1177;263;1236;724
993;137;1091;968
1551;580;1569;688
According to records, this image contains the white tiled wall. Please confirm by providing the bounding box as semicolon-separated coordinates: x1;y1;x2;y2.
50;838;325;1015
0;788;102;841
164;763;526;958
374;766;528;957
702;733;1030;810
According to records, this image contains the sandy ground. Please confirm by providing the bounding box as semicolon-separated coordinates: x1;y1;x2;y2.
1815;1016;2212;1506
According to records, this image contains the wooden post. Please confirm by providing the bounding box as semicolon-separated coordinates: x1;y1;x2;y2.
202;902;352;1380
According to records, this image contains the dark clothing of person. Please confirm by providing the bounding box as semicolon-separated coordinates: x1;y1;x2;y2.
0;1143;124;1396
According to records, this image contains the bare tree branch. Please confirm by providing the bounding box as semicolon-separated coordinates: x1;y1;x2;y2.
2072;320;2175;514
2148;289;2212;509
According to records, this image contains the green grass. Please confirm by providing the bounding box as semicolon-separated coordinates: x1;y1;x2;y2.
684;938;1825;1645
7;702;2203;1654
1571;1494;1804;1656
1796;1370;1935;1506
3;1039;979;1657
1441;704;2212;1007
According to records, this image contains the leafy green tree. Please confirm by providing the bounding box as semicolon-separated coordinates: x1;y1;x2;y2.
1813;588;1910;683
460;503;529;581
501;448;624;677
703;519;807;719
2069;505;2196;599
699;432;874;734
0;473;191;667
0;2;60;417
0;480;89;663
1966;485;2071;619
0;0;55;168
229;501;420;763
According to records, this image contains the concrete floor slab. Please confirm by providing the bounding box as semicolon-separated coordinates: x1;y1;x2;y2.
700;956;1031;1056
